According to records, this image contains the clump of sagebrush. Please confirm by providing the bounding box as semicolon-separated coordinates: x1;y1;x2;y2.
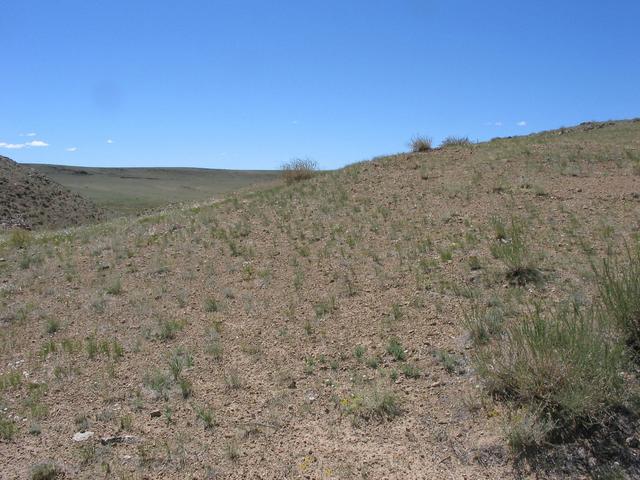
593;243;640;350
409;135;432;152
281;158;317;185
441;136;472;147
473;301;626;451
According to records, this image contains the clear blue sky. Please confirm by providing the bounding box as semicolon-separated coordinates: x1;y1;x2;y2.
2;1;639;169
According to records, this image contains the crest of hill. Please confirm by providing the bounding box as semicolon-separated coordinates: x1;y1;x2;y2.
0;155;103;230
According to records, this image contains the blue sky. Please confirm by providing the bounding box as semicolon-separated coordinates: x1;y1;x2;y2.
1;1;639;169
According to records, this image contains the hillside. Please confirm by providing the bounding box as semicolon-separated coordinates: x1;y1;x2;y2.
1;120;640;479
0;156;103;230
26;164;281;216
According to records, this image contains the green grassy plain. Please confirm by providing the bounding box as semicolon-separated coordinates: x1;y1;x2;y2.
26;164;281;215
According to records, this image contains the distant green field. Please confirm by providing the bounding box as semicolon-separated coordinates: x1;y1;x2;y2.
26;164;281;215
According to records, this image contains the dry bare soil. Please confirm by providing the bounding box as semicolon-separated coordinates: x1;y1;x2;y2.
1;120;640;479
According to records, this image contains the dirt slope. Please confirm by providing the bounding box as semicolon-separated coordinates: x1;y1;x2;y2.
1;120;640;479
0;156;103;230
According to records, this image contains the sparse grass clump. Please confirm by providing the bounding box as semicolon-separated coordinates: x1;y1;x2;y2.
281;158;317;185
204;297;218;313
473;302;626;447
441;136;472;147
593;243;640;350
409;135;432;152
0;413;17;440
105;277;122;295
143;370;171;400
9;229;32;249
464;301;505;345
30;462;62;480
435;350;463;374
196;405;216;429
386;338;406;361
157;318;183;341
490;217;543;285
341;387;401;423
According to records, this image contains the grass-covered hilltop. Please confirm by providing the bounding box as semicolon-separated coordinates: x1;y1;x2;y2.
2;119;640;479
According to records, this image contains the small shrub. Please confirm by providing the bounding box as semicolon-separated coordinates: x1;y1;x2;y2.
441;136;472;147
9;229;31;249
506;410;553;455
30;463;61;480
474;302;626;439
119;414;133;431
401;363;421;378
409;135;432;152
45;318;60;335
179;377;192;399
386;338;406;361
204;297;218;313
314;295;337;318
490;217;542;285
105;277;122;295
341;387;401;422
196;406;215;429
353;345;366;360
281;158;317;184
463;302;505;345
85;335;98;359
206;329;223;360
224;439;240;462
593;243;640;350
0;371;22;390
435;350;463;374
157;318;183;341
224;369;242;389
0;413;16;440
143;370;171;400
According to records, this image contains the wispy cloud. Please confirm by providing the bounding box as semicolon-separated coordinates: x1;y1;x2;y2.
0;142;27;149
517;121;527;126
66;147;78;152
0;139;49;149
106;139;114;144
19;132;37;137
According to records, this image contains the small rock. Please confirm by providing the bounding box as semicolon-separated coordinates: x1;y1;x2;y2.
150;410;161;418
73;431;94;442
287;380;297;389
626;436;640;448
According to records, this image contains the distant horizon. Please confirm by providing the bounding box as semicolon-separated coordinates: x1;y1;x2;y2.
9;116;637;170
2;1;639;169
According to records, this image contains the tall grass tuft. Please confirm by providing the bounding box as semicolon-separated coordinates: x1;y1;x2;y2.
490;217;543;285
409;135;432;152
281;158;317;185
593;243;640;350
441;136;472;147
473;301;626;448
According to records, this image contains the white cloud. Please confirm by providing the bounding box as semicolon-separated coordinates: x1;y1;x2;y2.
106;139;114;144
19;132;37;137
66;147;78;152
0;139;49;149
517;121;527;126
494;121;503;127
0;142;27;149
